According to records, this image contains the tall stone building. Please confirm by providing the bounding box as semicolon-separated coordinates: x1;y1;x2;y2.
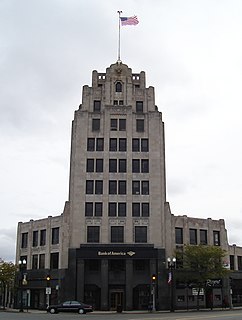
16;61;240;311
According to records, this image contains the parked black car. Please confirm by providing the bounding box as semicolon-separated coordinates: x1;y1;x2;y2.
47;300;93;314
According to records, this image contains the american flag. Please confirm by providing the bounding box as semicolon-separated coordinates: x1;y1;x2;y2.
168;272;172;284
120;16;139;26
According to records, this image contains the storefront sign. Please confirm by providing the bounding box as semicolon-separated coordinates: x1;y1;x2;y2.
98;250;136;257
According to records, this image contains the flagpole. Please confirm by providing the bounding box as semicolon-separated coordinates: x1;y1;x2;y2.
117;10;122;62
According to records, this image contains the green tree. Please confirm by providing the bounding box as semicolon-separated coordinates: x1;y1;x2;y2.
0;259;18;308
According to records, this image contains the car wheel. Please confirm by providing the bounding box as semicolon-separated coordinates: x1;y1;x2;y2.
78;308;85;314
49;307;56;314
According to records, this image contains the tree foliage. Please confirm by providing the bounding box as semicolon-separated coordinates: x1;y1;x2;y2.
0;259;18;308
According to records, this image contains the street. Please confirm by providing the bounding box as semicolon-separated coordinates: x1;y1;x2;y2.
1;310;242;320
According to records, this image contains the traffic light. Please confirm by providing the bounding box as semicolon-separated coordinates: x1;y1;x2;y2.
46;275;51;286
152;274;156;284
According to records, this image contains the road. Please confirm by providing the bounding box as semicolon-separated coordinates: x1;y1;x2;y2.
1;310;242;320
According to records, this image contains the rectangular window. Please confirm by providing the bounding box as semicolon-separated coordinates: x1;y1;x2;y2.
109;159;117;172
230;255;234;270
119;159;126;173
110;119;118;131
136;119;144;132
50;252;59;269
32;255;38;270
132;138;140;152
96;138;104;151
119;138;126;151
141;181;149;195
200;229;208;245
87;226;100;243
142;203;149;217
92;119;100;131
141;138;149;152
95;180;103;194
119;119;126;131
86;159;94;172
118;180;126;195
94;202;102;216
32;230;38;247
39;254;45;269
110;138;117;151
175;227;183;244
132;159;140;173
96;159;103;172
85;202;93;217
213;231;220;246
135;226;147;243
21;232;28;248
93;100;101;112
87;138;95;151
52;227;59;245
109;180;117;194
189;229;197;245
108;202;117;217
141;159;149;173
132;203;140;217
86;180;94;194
111;226;124;243
136;101;143;113
40;229;46;246
132;181;140;195
238;256;242;270
118;203;126;217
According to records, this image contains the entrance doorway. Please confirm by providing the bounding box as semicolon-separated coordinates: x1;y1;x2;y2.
110;290;124;310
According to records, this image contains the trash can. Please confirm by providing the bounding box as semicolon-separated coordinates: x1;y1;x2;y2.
116;304;122;313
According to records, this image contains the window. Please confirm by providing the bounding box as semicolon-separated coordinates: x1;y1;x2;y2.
135;226;147;243
189;229;197;245
108;202;117;217
52;227;59;245
32;255;38;270
132;139;140;152
95;202;102;216
93;100;101;112
238;256;242;270
119;159;126;173
85;202;93;216
21;232;28;248
136;119;144;132
115;81;122;92
118;203;126;217
114;100;118;105
141;159;149;173
92;119;100;131
32;230;38;247
132;159;140;173
109;180;117;194
40;229;46;246
111;119;118;131
142;203;149;217
86;180;94;194
111;226;124;243
96;159;103;172
119;119;126;131
175;228;183;244
213;231;220;246
87;138;95;151
110;138;117;151
136;101;143;113
119;138;126;151
86;159;94;172
96;138;104;151
39;254;45;269
118;180;126;195
141;139;149;152
132;203;140;217
119;100;123;105
132;181;140;194
230;255;235;270
109;159;117;172
95;180;103;194
50;252;59;269
141;181;149;195
200;229;208;245
87;226;100;243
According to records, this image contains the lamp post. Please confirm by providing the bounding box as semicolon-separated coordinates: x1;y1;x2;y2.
167;257;176;312
18;259;27;312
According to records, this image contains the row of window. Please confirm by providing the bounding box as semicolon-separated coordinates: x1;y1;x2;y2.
93;99;144;113
21;227;59;249
87;159;149;173
87;138;149;152
230;255;242;270
92;118;145;132
86;180;149;195
85;202;149;217
175;227;220;246
20;252;59;270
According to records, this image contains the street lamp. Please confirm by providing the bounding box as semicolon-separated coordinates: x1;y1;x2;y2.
167;257;176;312
18;259;27;312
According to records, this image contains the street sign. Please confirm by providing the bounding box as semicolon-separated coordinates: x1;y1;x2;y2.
46;287;51;294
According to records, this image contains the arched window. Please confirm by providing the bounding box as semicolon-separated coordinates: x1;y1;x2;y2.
115;81;122;92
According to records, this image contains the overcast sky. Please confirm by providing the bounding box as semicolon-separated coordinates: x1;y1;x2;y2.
1;0;242;261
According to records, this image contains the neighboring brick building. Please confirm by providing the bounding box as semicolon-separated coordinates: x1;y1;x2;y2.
15;61;242;310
